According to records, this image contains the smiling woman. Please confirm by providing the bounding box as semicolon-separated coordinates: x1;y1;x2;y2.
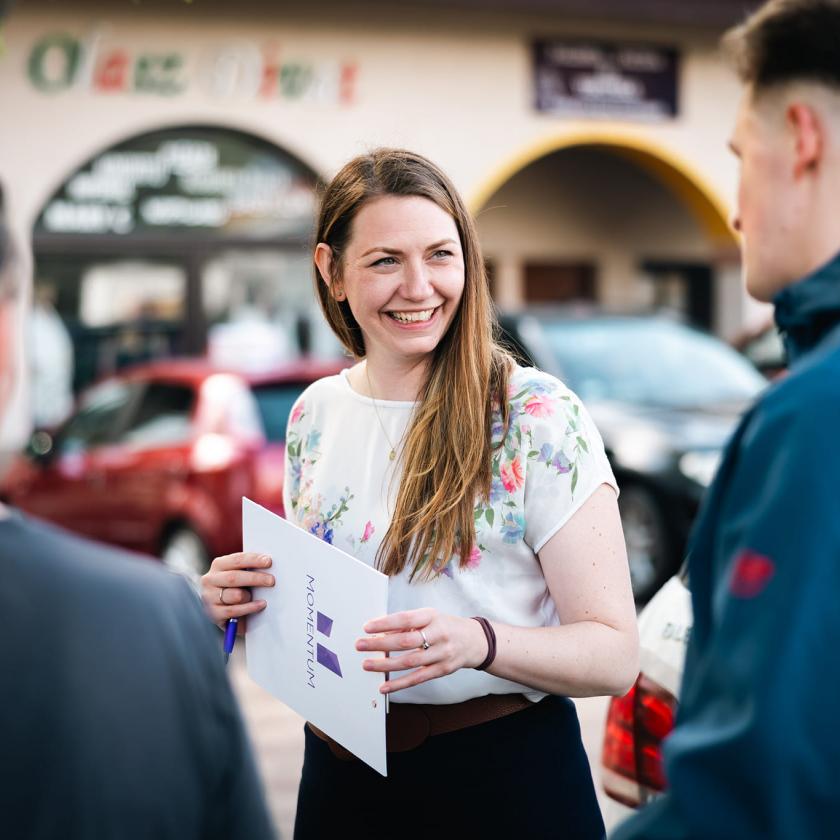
200;148;639;839
315;194;466;393
311;151;510;586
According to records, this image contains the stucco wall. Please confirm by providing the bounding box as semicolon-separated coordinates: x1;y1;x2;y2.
1;3;742;239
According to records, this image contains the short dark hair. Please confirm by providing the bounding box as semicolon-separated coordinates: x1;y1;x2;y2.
724;0;840;91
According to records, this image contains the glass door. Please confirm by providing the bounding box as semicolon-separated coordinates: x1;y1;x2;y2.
33;255;188;406
201;248;341;369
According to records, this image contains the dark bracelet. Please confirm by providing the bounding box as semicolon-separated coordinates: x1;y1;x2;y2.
471;616;497;671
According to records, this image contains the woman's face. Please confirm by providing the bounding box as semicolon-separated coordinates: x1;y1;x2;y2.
328;194;465;367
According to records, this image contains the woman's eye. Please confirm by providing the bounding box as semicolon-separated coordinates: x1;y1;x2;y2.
432;250;452;259
372;256;397;266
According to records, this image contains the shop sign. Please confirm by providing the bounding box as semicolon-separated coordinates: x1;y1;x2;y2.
35;127;318;237
27;30;357;104
533;40;678;119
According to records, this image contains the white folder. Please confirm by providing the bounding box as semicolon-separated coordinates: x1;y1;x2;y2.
243;497;389;775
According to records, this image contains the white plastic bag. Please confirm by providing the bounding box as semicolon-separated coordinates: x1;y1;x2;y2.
637;575;693;699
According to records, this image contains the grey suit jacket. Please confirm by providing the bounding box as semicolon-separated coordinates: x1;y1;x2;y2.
0;511;276;840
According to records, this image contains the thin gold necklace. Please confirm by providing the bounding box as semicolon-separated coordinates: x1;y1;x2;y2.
365;363;398;461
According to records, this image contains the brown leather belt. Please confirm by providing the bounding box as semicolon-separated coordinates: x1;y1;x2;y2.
308;693;532;760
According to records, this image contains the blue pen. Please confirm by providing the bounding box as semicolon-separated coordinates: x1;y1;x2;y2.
223;617;238;665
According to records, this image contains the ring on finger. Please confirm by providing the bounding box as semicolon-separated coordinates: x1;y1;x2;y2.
419;629;431;650
218;587;226;606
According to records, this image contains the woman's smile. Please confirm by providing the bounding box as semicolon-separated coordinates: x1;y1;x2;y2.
318;194;465;368
385;305;441;326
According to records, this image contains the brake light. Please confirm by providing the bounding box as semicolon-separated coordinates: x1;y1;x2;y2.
601;675;677;807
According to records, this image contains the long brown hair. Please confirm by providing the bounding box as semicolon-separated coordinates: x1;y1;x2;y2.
315;148;513;580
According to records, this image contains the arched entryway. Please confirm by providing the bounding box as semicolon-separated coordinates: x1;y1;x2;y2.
471;131;739;334
31;124;329;422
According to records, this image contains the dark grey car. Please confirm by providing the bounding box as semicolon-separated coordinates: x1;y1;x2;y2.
497;310;766;601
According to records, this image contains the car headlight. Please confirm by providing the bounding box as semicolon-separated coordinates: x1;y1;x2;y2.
678;450;722;488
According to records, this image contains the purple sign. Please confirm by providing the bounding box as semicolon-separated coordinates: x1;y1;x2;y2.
533;40;679;120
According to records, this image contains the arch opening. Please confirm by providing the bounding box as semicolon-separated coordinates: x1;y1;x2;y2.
472;132;740;336
30;124;334;409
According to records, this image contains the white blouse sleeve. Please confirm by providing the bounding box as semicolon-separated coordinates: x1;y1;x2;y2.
521;381;617;553
282;393;308;519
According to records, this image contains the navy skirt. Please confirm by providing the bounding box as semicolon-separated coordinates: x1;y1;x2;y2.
294;694;605;840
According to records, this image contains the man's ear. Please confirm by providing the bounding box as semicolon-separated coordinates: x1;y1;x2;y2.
314;243;344;300
788;102;823;178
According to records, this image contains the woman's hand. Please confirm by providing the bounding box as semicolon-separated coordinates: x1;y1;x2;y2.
356;608;489;694
200;552;275;631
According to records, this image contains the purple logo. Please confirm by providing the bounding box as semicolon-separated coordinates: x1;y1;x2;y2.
305;575;342;686
316;611;343;677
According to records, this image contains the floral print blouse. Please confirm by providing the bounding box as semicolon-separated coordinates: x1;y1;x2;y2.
283;365;617;704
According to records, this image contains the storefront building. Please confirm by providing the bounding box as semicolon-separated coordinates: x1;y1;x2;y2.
0;0;767;407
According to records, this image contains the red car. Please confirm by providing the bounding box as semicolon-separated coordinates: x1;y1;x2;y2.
1;358;347;583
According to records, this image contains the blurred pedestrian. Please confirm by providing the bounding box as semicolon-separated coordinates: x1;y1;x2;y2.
615;1;840;837
28;281;74;428
202;148;639;839
0;185;275;839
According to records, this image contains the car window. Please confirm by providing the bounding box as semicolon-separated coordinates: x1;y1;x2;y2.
55;380;138;455
250;382;310;443
117;382;196;448
541;318;767;408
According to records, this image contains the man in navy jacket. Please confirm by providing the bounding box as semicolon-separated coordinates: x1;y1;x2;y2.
0;187;276;838
615;2;840;836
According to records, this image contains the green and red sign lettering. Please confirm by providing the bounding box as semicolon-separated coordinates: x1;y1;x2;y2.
27;31;357;104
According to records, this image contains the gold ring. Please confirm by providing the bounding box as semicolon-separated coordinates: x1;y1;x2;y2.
218;587;226;605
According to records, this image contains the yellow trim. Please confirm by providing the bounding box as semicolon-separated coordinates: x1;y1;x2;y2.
469;127;737;247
